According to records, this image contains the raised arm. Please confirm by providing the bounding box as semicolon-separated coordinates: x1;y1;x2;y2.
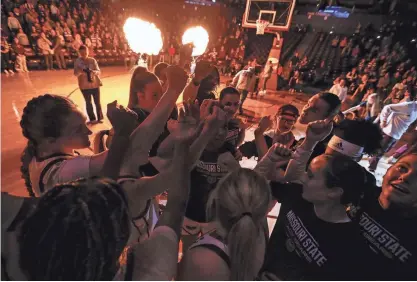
151;100;227;171
122;66;188;173
126;128;195;281
284;119;333;183
182;61;214;102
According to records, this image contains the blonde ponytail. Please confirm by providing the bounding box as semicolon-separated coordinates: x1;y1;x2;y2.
207;168;271;281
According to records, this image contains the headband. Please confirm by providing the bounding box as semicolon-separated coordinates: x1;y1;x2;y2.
327;135;364;159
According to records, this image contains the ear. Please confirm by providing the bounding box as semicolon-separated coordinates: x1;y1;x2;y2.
327;187;344;201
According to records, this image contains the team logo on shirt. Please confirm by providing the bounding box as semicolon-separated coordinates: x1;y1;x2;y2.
285;210;328;267
286;238;296;252
359;213;412;262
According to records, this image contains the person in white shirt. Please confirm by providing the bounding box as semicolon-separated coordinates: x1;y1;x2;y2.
260;60;273;94
329;78;348;102
368;101;417;171
7;12;21;33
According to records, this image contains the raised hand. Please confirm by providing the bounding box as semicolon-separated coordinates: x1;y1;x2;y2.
266;143;293;164
194;61;214;83
171;100;202;146
199;99;217;120
203;104;227;134
305;118;333;144
166;65;188;94
255;116;273;134
106;101;138;136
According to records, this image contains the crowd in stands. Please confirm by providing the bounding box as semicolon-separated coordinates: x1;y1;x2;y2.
1;0;251;76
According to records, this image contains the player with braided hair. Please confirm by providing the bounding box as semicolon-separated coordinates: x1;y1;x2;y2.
17;105;203;281
18;177;131;280
20;66;189;198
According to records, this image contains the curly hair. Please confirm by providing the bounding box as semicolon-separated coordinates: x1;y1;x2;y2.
19;177;131;280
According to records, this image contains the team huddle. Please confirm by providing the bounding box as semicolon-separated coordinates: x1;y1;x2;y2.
2;59;417;281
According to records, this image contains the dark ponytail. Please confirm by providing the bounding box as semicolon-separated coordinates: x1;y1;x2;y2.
128;66;159;109
323;155;369;219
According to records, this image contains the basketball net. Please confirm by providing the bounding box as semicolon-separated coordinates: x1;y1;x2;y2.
256;19;270;35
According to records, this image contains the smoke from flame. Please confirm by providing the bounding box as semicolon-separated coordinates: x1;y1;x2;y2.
182;26;209;57
123;17;163;55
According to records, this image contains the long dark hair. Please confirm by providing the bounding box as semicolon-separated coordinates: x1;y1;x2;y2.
20;94;77;197
127;66;159;109
19;177;131;280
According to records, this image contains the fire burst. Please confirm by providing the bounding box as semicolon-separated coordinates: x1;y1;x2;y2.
123;17;163;55
182;26;209;57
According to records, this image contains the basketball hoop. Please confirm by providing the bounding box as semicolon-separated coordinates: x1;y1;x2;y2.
256;19;270;35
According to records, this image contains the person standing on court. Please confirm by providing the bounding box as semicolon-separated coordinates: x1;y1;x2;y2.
232;66;257;115
74;45;103;124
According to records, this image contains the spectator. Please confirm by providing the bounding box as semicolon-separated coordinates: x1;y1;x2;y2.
55;22;64;35
168;44;175;64
62;23;73;42
7;12;22;34
12;37;29;72
289;51;300;69
29;26;39;43
346;67;358;84
232;67;257;115
52;30;67;70
72;34;84;52
288;70;300;94
339;36;347;48
50;2;59;20
369;101;417;172
37;32;54;71
260;60;273;94
13;7;24;28
218;45;226;60
66;13;76;31
16;28;30;46
329;78;348;102
1;36;14;75
208;47;217;61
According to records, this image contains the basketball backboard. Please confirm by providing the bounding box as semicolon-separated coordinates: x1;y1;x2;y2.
242;0;296;33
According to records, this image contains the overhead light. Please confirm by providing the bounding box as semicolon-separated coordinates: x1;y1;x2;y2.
411;39;416;42
330;31;333;34
377;35;381;39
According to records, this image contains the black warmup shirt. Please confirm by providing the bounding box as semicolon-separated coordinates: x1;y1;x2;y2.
185;147;232;223
358;187;417;280
262;182;372;280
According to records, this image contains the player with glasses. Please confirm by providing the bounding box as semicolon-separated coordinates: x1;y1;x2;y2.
239;104;299;160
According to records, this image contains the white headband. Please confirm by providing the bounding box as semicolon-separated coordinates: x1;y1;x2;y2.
328;136;364;158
